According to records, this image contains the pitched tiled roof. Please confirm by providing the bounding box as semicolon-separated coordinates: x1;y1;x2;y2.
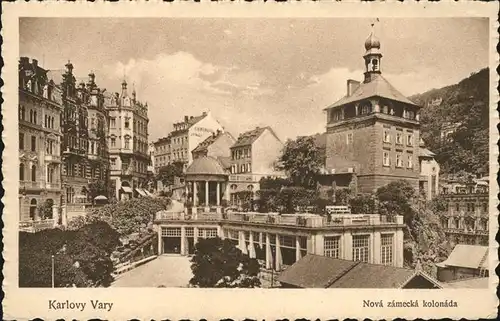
187;114;206;127
278;255;358;288
325;74;418;110
419;147;436;158
216;156;232;170
192;131;228;154
328;261;416;288
278;254;441;289
232;126;280;148
438;244;488;269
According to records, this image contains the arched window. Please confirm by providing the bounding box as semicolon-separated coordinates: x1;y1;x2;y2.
31;165;36;182
19;163;25;181
29;199;37;220
29;110;34;123
33;111;37;125
19;105;26;120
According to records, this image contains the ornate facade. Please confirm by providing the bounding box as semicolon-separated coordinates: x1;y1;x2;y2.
18;57;63;226
106;81;150;200
439;177;489;246
59;62;109;221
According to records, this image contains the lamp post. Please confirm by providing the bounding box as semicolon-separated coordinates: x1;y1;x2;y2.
51;254;55;288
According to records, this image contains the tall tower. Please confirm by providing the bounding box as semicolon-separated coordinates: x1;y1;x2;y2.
323;25;422;194
363;25;382;83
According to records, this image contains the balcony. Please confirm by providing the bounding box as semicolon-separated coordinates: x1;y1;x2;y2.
44;154;61;163
20;181;43;190
154;210;403;229
444;227;488;236
46;183;61;190
19;219;56;233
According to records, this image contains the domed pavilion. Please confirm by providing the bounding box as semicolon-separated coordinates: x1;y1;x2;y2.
184;156;230;214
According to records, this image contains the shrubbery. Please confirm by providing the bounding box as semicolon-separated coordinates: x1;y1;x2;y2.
19;221;120;287
189;237;260;288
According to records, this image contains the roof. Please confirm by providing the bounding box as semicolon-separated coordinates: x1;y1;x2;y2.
216;156;232;170
325;74;418;110
441;277;489;289
438;244;488;269
419;147;436;158
187;114;206;127
185;156;228;176
192;131;230;154
278;254;441;289
232;126;280;148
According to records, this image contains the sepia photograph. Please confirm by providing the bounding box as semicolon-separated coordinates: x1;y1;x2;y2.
2;2;498;319
17;17;492;289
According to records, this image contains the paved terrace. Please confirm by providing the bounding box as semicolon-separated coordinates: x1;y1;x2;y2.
154;211;404;228
111;256;193;287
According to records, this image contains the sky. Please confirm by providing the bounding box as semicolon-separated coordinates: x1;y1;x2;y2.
19;18;489;142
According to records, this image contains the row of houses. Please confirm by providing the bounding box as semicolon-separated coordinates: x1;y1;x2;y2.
19;57;151;230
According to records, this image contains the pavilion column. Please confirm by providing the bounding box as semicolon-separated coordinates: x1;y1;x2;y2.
157;227;162;255
193;227;199;246
275;234;283;271
205;181;209;207
265;233;272;270
216;182;221;206
180;226;187;255
248;232;256;258
193;181;198;207
224;182;230;203
295;236;302;262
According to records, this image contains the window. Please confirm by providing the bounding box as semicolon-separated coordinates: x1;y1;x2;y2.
109;117;116;128
324;236;341;258
383;151;390;167
352;235;370;262
31;136;36;152
455;203;460;212
33;111;37;125
19;105;25;121
383;130;391;143
396;153;403;168
346;133;353;145
19;163;25;180
162;227;181;237
406;134;413;146
396;132;403;145
19;133;24;150
407;155;413;169
31;165;37;182
30;199;37;220
124;137;130;149
380;234;393;266
124;118;130;129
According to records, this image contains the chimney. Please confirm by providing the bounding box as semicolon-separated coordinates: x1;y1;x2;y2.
347;79;360;97
32;59;38;68
202;111;207;116
20;57;29;65
184;116;189;122
190;116;194;120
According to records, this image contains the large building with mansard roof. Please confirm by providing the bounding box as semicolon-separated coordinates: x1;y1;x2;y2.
321;28;422;194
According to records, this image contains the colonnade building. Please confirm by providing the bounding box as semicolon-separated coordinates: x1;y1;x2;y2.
155;155;405;270
154;210;405;271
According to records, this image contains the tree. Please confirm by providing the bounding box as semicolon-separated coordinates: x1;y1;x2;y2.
189;238;260;288
87;197;171;235
276;186;317;214
19;221;120;287
157;161;185;186
277;136;323;188
376;180;416;224
349;194;376;214
87;180;108;204
37;199;54;219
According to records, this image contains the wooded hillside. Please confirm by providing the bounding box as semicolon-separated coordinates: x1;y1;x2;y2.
410;68;489;175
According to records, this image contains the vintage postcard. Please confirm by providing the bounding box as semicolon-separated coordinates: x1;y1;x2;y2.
2;1;499;319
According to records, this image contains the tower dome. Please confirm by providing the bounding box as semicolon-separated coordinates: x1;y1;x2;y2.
364;32;381;51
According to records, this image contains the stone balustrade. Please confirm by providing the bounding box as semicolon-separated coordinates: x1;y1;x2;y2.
155;209;403;228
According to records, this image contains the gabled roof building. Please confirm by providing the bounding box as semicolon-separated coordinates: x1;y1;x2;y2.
278;254;441;289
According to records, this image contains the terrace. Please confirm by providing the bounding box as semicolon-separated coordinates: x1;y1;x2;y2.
154;210;404;229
